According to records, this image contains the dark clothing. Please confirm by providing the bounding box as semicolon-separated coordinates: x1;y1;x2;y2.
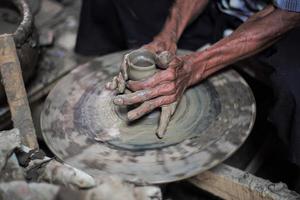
76;0;300;166
75;1;234;55
264;29;300;164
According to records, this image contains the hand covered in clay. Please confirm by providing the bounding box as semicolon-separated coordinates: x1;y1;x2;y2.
143;34;177;68
105;38;180;138
105;53;130;93
105;34;177;93
113;54;206;138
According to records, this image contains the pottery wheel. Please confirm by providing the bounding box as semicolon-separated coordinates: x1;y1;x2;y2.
41;50;256;184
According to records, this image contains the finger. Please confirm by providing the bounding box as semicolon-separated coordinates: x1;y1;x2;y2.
127;95;176;121
142;44;157;54
127;69;176;91
169;101;178;116
168;56;183;69
124;88;132;94
105;76;118;90
156;51;174;69
121;54;129;80
156;102;178;139
155;42;167;54
105;81;113;90
169;43;177;55
113;83;175;105
113;90;150;105
112;76;119;89
117;73;126;93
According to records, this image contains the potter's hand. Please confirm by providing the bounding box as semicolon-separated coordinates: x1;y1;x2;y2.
105;53;129;93
105;43;176;94
113;54;206;138
105;29;177;93
143;35;177;69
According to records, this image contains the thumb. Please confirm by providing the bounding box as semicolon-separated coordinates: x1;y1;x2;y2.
121;54;129;80
156;51;175;69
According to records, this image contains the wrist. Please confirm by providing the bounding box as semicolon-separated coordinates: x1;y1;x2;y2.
146;32;177;54
185;50;223;85
154;28;178;44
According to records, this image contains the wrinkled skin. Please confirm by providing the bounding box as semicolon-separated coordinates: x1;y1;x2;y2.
106;50;180;138
105;29;178;93
107;0;300;138
106;0;208;137
107;50;209;137
106;28;181;137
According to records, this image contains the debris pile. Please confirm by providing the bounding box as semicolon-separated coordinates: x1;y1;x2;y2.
0;129;161;200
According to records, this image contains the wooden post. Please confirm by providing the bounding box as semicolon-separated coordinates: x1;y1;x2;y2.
188;164;300;200
0;34;38;149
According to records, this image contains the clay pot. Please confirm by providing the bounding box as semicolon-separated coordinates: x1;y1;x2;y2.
127;49;157;81
0;0;39;103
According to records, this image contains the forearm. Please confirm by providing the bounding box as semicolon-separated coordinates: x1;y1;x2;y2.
190;5;300;84
156;0;209;42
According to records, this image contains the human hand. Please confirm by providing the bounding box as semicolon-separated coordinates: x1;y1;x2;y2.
143;33;177;55
142;34;177;69
106;34;177;93
113;54;206;138
105;53;129;93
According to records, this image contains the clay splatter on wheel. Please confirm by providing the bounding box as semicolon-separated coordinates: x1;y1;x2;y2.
41;50;256;184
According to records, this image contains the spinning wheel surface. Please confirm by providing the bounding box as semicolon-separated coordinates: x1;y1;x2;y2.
41;50;256;184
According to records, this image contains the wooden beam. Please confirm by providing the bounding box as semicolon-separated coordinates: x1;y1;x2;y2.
188;164;299;200
0;34;38;149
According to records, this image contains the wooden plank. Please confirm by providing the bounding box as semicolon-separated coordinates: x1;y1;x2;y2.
0;34;38;149
188;163;299;200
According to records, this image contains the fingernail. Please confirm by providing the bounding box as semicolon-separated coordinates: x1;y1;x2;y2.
118;86;125;94
127;112;136;121
156;127;167;139
156;132;163;139
113;97;123;105
105;82;111;89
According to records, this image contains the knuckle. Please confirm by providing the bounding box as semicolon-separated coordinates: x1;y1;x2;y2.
169;82;177;93
141;81;150;89
139;78;151;87
142;90;152;100
165;83;176;94
167;71;176;80
169;95;177;103
156;87;165;96
160;96;176;106
127;81;138;89
144;101;156;110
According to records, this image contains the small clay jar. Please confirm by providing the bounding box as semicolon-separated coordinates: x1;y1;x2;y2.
127;49;157;81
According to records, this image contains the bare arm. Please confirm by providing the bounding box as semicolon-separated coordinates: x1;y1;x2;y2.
107;0;210;91
144;0;209;54
157;0;209;42
189;5;300;84
115;5;300;122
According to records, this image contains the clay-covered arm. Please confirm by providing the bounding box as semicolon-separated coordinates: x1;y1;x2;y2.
106;0;210;92
144;0;209;54
157;0;209;42
188;5;300;85
114;5;300;121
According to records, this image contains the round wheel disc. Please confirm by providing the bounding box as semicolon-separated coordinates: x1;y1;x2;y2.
41;50;256;184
